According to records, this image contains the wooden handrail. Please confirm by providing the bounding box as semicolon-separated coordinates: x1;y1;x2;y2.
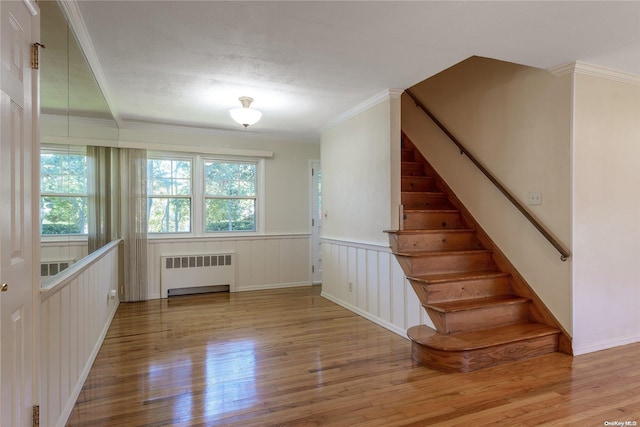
405;89;570;261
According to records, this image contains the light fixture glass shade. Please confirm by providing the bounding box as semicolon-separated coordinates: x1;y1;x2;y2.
230;96;262;128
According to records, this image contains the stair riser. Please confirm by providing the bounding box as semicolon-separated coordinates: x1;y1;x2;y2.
427;301;530;334
410;333;560;372
402;194;453;210
397;252;494;276
396;232;482;252
401;177;438;192
403;211;464;230
401;162;426;176
401;150;415;162
409;276;512;304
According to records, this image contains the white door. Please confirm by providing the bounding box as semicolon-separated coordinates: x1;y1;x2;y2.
310;161;322;284
0;1;38;426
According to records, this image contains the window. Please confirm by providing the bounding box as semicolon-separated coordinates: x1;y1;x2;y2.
204;160;256;232
146;153;261;235
147;157;192;233
40;146;88;235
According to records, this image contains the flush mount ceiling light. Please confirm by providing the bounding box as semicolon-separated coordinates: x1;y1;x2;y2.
229;96;262;128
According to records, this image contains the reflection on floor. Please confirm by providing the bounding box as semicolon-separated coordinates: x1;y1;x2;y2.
67;286;640;426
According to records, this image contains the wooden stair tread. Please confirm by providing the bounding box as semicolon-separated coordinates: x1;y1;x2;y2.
409;270;510;284
394;248;491;257
402;209;459;213
401;175;431;179
392;132;566;371
426;295;528;313
407;323;560;352
401;191;444;196
384;229;475;235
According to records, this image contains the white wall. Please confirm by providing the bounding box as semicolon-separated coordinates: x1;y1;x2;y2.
402;57;573;333
147;235;310;299
40;241;88;264
320;91;415;335
572;71;640;354
320;92;401;246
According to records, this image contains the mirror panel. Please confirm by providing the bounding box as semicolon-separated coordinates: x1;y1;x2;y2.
40;0;119;283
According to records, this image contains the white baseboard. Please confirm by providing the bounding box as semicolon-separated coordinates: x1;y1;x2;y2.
321;291;409;339
236;281;312;292
573;333;640;356
149;282;312;299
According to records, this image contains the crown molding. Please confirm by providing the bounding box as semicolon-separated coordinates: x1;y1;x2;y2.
58;0;123;127
119;119;320;144
548;61;640;86
41;113;118;128
117;139;274;159
23;0;39;16
319;88;404;133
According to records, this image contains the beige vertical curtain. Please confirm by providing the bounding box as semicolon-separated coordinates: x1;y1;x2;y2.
119;148;148;302
87;146;116;253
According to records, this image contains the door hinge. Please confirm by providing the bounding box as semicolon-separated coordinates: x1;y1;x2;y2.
312;265;315;273
312;218;314;227
32;405;39;427
312;168;314;176
31;43;45;69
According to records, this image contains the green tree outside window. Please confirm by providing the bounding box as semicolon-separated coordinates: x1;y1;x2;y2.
204;161;256;232
40;150;88;235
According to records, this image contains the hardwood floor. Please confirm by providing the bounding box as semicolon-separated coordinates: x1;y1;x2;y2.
67;286;640;426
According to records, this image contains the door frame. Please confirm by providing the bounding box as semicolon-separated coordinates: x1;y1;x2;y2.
309;160;322;284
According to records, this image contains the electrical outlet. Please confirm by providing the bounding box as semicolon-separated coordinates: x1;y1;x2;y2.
529;192;542;205
348;282;353;292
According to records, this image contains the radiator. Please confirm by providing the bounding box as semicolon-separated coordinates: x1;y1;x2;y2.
160;253;235;297
41;260;75;277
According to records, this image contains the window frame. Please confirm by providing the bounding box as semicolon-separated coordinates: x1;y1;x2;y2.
146;151;264;239
40;144;89;240
202;157;259;234
146;153;195;236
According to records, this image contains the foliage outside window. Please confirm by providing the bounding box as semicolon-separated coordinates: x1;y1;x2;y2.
147;158;192;233
40;147;88;235
204;160;257;232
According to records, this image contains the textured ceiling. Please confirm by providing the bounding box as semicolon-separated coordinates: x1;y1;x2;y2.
64;1;640;141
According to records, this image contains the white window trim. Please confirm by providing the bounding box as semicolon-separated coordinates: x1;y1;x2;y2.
147;151;265;238
40;144;89;239
147;152;195;236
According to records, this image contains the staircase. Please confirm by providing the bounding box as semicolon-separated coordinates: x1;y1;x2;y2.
386;134;564;372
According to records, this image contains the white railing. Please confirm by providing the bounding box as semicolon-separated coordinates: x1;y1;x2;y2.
39;239;122;427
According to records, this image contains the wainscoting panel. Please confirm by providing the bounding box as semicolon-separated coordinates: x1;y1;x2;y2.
147;234;311;299
39;240;121;427
321;239;432;338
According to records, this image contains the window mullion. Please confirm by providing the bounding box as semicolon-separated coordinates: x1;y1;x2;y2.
192;154;203;236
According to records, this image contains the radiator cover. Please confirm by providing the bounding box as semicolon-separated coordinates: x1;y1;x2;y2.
160;253;235;298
